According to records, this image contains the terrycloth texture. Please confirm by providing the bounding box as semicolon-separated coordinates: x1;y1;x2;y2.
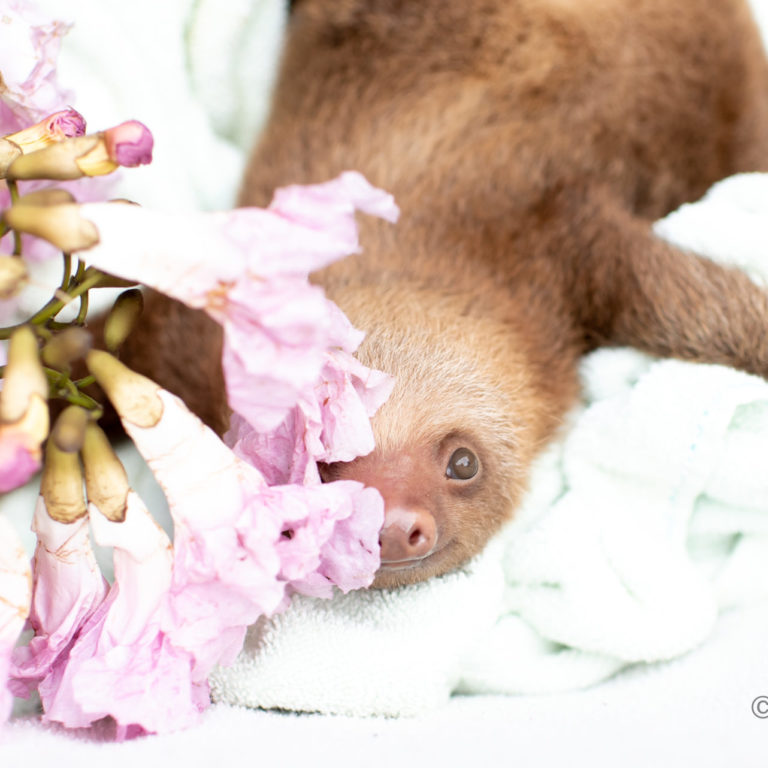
211;173;768;716
6;599;768;768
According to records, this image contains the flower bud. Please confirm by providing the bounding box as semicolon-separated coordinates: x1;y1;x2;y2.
51;405;90;453
16;188;76;207
0;326;47;424
6;120;153;181
0;255;28;299
104;289;144;352
3;203;100;253
40;439;87;523
3;108;86;156
86;349;163;428
103;121;153;167
0;139;22;177
0;328;49;492
6;134;102;180
81;422;129;522
41;327;92;370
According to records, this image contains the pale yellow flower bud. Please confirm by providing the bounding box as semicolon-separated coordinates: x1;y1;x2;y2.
3;203;100;253
41;439;87;523
6;134;103;180
81;422;129;522
6;120;152;180
0;326;47;424
74;138;120;177
86;350;164;428
41;327;92;370
16;188;76;207
51;405;90;453
104;289;144;352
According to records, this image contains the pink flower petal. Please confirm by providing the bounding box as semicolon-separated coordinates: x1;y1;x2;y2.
0;3;72;124
220;278;331;431
10;498;107;698
76;171;398;299
269;169;399;232
0;7;116;263
40;494;187;732
103;120;153;167
114;388;383;684
48;107;86;138
0;432;40;493
273;481;384;598
40;595;205;735
114;389;285;679
79;172;398;435
225;348;394;485
0;517;31;724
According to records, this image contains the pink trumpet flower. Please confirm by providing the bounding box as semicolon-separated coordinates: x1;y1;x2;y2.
38;493;201;735
76;171;398;472
146;385;384;680
9;172;396;735
10;498;107;700
52;358;384;734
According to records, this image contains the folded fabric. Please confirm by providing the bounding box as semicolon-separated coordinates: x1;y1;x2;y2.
211;173;768;716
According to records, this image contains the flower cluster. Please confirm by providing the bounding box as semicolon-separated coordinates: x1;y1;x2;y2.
2;171;396;736
0;2;119;268
0;1;398;737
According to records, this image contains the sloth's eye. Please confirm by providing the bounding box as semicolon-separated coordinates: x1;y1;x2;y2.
445;447;479;480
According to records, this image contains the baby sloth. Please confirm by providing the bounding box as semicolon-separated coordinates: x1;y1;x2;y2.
128;0;768;589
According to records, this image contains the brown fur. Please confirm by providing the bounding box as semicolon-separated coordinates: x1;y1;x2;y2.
123;0;768;588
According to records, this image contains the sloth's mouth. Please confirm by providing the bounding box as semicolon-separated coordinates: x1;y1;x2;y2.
379;559;425;568
371;541;454;589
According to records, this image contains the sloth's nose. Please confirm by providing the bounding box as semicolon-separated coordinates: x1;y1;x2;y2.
378;506;437;564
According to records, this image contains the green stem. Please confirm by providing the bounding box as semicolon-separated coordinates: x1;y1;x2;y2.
60;252;72;291
42;367;103;415
44;366;78;397
12;227;21;257
73;374;96;388
0;268;104;339
0;363;104;414
27;269;100;323
63;393;103;417
76;286;89;325
7;179;21;255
